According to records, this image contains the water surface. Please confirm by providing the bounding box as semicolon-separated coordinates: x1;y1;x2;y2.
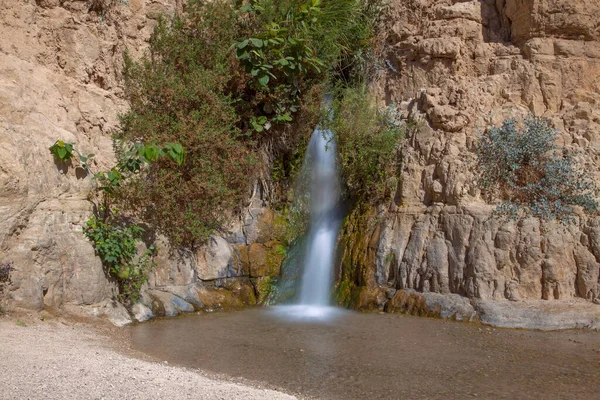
131;308;600;399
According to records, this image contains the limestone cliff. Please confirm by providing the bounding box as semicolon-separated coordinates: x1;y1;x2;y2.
1;0;599;326
358;0;600;312
0;0;179;310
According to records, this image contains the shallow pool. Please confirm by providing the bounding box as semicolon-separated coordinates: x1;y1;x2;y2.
131;307;600;399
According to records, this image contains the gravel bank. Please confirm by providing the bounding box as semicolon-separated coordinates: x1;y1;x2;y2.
0;316;295;400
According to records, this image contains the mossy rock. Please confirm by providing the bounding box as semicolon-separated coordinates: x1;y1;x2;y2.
384;289;440;318
252;276;277;305
248;241;284;278
193;279;257;309
355;286;388;311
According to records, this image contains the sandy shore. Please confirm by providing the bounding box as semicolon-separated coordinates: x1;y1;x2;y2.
0;314;296;400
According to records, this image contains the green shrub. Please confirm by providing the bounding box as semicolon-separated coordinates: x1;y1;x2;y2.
324;86;403;204
48;139;182;304
477;116;599;221
233;0;378;123
49;140;75;163
115;0;382;247
84;215;154;304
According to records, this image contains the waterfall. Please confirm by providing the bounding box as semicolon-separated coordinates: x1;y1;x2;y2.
297;127;342;306
272;124;344;320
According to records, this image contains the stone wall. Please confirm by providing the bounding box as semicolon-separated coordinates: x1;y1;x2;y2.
0;1;292;319
0;0;180;310
364;0;600;307
2;0;599;325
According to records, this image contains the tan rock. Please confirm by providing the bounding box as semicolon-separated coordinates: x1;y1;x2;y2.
0;0;177;310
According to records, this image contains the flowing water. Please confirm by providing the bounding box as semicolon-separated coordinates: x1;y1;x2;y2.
274;126;343;319
298;127;340;307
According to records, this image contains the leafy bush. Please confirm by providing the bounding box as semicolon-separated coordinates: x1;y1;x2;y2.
49;140;75;163
84;216;154;304
233;0;378;124
324;86;403;204
48;140;182;304
477;116;599;221
115;0;382;247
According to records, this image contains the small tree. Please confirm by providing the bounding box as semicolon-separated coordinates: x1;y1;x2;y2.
477;116;599;221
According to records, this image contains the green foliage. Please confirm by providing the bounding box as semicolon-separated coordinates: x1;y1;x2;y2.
477;116;599;221
84;214;155;303
116;0;381;247
234;0;378;125
49;139;182;304
324;86;403;204
116;0;257;246
49;140;75;163
95;141;184;196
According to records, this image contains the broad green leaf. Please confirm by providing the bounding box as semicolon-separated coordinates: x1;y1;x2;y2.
258;74;270;86
250;38;263;48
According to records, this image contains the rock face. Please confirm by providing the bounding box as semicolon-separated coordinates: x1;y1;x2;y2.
2;0;599;327
0;0;180;310
358;0;600;315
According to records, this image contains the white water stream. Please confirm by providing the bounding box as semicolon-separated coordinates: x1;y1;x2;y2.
275;126;343;320
297;127;341;306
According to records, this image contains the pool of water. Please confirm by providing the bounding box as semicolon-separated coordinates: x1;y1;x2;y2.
130;307;600;399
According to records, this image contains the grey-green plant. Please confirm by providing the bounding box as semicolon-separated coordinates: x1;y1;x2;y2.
0;259;13;314
477;116;599;221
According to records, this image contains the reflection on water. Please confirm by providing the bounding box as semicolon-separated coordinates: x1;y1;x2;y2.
270;305;346;322
131;309;600;399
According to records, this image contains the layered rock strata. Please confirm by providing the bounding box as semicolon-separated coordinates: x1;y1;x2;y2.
354;0;600;322
2;0;599;328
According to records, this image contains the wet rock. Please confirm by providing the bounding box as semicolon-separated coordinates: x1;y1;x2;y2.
355;287;388;311
385;289;476;321
248;243;268;277
220;278;257;306
164;284;204;310
131;303;154;323
193;279;256;310
248;241;284;278
251;276;275;305
147;290;194;317
385;289;437;317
